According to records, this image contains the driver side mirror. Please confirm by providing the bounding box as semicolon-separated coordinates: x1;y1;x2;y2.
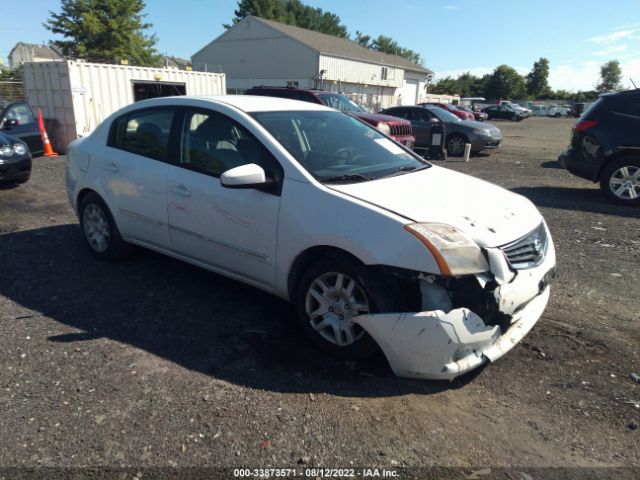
220;163;274;191
2;118;19;129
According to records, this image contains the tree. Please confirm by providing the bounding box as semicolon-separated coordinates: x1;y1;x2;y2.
526;57;551;98
485;65;526;100
227;0;348;37
354;31;371;48
597;60;622;92
45;0;160;66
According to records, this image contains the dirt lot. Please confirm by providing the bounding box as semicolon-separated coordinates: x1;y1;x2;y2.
1;117;639;478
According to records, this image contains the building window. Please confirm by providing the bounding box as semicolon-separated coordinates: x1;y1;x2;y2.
286;81;299;87
381;67;388;81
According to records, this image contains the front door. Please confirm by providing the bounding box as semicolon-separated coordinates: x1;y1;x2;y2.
167;108;282;288
0;102;42;154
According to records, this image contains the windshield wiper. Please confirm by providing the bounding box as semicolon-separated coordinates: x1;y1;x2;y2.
378;164;429;179
319;173;374;183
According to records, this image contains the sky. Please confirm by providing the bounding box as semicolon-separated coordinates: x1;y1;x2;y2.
2;0;640;91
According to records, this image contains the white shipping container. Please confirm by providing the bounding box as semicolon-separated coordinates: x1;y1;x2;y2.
22;60;226;152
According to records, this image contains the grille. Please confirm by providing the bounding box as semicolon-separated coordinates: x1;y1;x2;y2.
501;223;548;269
389;122;412;137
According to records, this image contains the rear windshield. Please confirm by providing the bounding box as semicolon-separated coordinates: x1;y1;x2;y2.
581;98;603;119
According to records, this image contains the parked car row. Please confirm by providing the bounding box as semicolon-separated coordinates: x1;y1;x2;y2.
246;86;503;158
532;104;570;117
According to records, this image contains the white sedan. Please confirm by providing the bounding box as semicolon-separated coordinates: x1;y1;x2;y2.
66;95;556;380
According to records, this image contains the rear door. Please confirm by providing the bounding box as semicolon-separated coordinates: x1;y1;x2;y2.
0;102;42;154
100;107;176;248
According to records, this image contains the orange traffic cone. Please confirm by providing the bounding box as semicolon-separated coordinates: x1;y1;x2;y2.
37;109;58;157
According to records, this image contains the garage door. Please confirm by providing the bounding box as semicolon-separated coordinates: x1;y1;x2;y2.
400;80;418;105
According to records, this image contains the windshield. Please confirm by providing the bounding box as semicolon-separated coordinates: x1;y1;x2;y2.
317;93;366;112
252;110;429;182
426;106;462;123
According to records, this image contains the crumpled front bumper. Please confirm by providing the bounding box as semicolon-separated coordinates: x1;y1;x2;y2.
353;232;555;380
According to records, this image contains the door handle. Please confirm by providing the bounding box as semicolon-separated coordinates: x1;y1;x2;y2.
103;161;119;173
170;185;191;198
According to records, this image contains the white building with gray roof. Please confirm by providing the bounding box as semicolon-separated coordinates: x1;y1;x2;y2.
191;16;433;110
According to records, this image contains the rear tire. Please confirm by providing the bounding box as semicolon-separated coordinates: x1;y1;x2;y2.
511;114;519;121
295;255;397;359
600;157;640;206
79;192;132;261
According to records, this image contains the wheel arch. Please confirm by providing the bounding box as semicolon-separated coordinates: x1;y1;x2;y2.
287;246;367;302
446;131;469;144
76;188;101;211
595;150;640;181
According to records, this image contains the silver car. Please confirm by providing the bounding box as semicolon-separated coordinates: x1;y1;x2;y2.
383;105;503;156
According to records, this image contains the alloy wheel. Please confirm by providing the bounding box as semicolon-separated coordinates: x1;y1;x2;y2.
609;165;640;200
304;272;370;346
82;203;111;252
447;136;465;156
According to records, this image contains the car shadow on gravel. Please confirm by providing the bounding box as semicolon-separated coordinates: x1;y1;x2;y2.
512;186;640;219
0;225;480;397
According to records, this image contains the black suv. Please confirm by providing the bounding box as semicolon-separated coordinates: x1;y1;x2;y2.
558;89;640;206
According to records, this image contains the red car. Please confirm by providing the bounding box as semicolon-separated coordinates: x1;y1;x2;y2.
457;104;488;122
421;102;475;121
246;87;415;148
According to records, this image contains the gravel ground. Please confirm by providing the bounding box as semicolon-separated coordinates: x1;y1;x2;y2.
0;117;639;478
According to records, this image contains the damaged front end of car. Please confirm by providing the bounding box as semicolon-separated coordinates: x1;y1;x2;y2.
353;222;556;380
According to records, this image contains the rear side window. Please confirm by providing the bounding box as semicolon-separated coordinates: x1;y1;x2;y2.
109;109;175;161
613;98;640;118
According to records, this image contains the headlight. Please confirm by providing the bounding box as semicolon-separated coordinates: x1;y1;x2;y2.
0;145;12;157
376;123;391;135
404;223;489;276
474;128;492;136
13;143;27;156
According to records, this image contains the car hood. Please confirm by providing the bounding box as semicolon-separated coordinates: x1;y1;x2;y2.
329;166;542;248
350;111;411;126
0;130;22;144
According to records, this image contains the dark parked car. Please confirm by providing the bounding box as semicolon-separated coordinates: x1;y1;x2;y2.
245;86;415;147
0;130;31;185
382;105;502;156
558;89;640;206
0;101;43;156
482;104;525;121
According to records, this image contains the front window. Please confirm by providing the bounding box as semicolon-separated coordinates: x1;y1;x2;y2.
317;93;365;113
252;111;428;182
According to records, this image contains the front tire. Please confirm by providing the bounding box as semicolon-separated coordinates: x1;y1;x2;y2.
296;256;396;359
600;157;640;206
511;114;519;121
79;192;132;261
446;134;467;157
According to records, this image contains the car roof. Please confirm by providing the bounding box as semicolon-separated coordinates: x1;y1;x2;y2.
601;88;640;99
129;95;333;113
